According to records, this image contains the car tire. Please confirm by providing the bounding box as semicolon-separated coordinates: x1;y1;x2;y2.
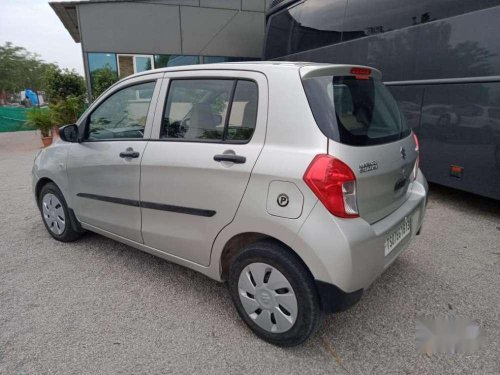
228;240;322;347
38;182;83;242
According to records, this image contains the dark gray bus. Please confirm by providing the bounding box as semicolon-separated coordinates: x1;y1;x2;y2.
264;0;500;200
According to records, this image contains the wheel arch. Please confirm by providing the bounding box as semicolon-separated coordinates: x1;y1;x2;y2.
35;177;56;202
219;232;315;284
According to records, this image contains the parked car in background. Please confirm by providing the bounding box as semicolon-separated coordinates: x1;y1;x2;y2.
32;62;427;346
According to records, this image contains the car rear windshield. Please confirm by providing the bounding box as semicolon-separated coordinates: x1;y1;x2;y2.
302;75;410;146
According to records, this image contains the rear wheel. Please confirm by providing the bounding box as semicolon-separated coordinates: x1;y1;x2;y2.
228;241;321;346
38;183;83;242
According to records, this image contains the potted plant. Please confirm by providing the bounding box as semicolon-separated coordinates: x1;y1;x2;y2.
26;107;54;147
50;95;85;135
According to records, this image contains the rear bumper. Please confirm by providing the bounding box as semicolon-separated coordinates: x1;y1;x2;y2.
295;170;428;307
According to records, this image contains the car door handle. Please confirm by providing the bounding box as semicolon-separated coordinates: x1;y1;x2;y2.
119;149;140;158
213;154;246;164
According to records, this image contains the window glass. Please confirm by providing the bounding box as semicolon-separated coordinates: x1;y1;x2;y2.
88;53;119;97
303;75;410;145
162;80;233;141
419;0;500;24
227;81;258;141
291;0;346;54
342;0;423;42
87;82;155;140
135;56;153;72
202;56;255;64
264;8;295;59
154;55;201;68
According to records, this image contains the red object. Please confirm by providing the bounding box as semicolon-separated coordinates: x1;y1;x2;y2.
350;67;372;77
413;132;419;151
303;154;359;218
412;132;420;180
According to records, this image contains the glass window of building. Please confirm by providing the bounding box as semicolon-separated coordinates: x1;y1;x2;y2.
87;53;119;97
117;54;153;78
154;55;201;68
202;56;254;64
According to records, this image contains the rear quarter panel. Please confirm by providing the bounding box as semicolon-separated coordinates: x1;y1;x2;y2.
210;67;331;280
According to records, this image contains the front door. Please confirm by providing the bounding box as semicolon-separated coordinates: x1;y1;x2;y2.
140;72;268;266
67;77;161;242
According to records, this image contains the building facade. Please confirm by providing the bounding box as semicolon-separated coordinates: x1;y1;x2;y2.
51;0;271;98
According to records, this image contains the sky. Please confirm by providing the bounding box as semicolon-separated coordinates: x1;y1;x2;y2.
0;0;84;75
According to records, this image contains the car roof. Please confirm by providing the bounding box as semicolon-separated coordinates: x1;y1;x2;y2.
128;61;382;80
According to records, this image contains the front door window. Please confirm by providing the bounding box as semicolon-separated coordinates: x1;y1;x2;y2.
86;81;156;140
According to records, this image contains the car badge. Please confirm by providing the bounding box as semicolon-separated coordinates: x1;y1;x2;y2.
359;161;378;173
400;147;407;160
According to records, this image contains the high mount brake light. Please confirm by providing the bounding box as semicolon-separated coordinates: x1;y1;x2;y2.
303;155;359;218
350;67;372;80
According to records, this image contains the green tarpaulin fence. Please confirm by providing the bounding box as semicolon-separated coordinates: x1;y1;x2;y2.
0;107;30;132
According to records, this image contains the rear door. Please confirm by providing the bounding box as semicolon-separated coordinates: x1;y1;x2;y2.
140;70;268;266
302;67;418;223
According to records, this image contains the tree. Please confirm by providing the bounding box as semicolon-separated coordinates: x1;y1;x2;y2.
43;66;86;103
90;66;119;100
0;42;55;100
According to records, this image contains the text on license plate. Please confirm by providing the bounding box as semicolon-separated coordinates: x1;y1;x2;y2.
384;217;411;256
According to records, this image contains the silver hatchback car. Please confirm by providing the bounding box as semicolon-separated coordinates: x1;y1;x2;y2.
33;62;427;346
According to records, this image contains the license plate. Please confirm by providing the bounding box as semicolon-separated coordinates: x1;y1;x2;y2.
384;217;411;256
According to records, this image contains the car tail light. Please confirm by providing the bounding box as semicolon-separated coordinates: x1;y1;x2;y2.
412;132;420;181
303;155;359;218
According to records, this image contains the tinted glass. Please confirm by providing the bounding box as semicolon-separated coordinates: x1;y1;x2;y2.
419;82;500;198
227;81;258;141
291;0;346;54
202;56;255;64
154;55;200;68
87;82;155;140
303;75;410;145
135;56;153;72
162;80;233;141
87;53;119;98
342;0;423;42
419;0;500;23
264;8;294;59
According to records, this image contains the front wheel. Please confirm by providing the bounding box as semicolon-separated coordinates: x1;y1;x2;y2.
38;182;83;242
228;241;321;346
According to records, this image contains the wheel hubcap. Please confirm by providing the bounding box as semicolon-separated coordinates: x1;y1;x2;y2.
238;262;298;333
42;193;65;235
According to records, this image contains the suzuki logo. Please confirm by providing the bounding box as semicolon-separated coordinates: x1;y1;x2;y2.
400;147;407;160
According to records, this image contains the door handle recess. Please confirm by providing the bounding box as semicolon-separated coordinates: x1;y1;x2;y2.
119;150;140;158
213;154;246;164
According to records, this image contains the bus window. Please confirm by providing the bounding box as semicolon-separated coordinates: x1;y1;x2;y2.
291;0;346;54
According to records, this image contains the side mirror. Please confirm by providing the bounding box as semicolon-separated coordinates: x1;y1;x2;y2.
59;124;79;143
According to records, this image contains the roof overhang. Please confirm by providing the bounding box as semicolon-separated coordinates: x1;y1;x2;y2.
50;1;81;42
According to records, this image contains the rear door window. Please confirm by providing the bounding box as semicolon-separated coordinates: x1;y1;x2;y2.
162;79;258;142
303;75;410;145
